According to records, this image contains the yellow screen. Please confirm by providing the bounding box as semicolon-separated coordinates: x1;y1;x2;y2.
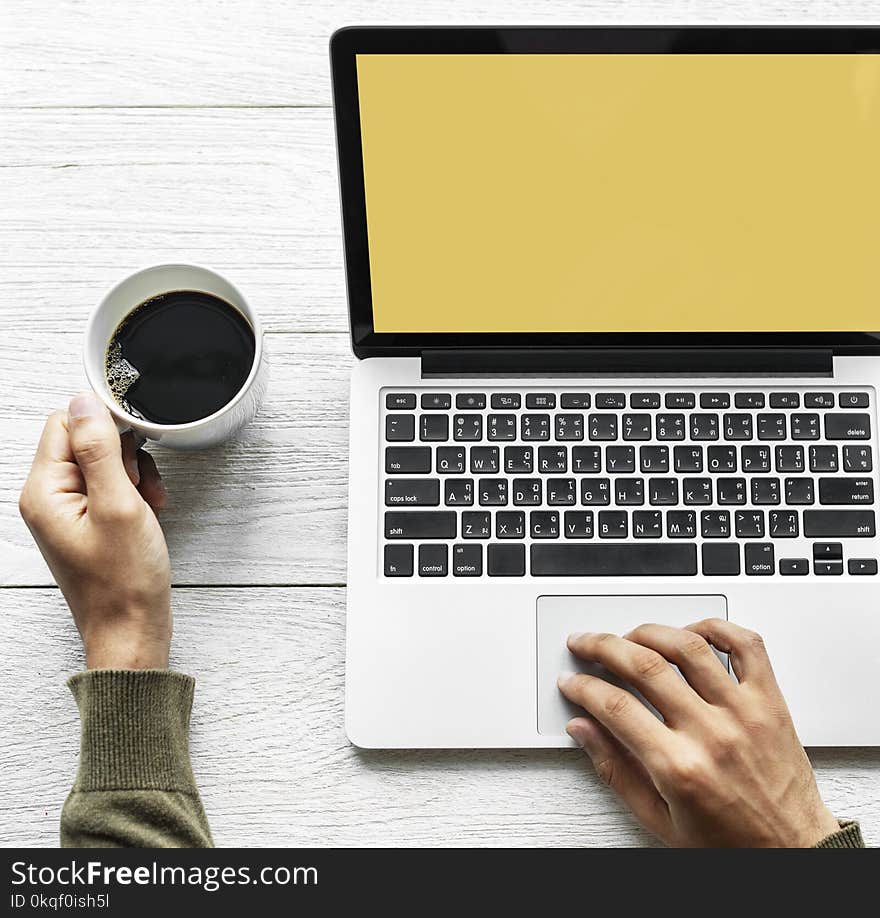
356;53;880;334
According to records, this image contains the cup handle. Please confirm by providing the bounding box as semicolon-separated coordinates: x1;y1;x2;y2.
113;417;147;450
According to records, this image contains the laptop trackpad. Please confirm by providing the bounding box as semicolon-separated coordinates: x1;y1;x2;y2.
537;594;728;736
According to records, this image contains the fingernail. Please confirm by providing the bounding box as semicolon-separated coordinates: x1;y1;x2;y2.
69;393;104;419
557;670;577;688
567;631;586;644
565;723;588;748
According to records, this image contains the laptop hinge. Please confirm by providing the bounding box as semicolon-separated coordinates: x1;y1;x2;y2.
421;348;834;379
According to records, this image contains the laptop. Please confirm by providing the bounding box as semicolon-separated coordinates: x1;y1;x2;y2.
331;26;880;748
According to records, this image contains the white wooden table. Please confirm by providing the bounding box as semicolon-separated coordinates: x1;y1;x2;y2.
2;1;879;847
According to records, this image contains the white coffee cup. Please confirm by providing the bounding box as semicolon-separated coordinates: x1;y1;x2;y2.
84;264;267;450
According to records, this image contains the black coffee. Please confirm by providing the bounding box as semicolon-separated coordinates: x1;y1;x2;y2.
106;290;255;425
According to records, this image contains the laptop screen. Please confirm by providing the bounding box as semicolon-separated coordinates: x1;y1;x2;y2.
355;53;880;335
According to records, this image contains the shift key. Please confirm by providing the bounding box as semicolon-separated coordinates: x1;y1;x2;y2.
803;510;875;537
385;511;457;539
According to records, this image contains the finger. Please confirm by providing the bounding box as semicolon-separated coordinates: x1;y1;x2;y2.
66;392;137;513
624;623;735;706
558;671;669;767
32;410;75;469
136;449;168;512
120;431;141;486
566;631;704;725
686;618;779;690
567;715;671;841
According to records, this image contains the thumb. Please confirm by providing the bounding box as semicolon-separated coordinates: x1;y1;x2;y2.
67;392;135;512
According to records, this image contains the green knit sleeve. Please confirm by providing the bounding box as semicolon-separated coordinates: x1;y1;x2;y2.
61;669;214;848
813;821;865;849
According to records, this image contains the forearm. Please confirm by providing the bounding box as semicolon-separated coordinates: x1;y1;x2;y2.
61;669;213;848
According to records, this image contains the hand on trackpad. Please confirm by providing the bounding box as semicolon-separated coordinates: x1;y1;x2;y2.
536;594;728;735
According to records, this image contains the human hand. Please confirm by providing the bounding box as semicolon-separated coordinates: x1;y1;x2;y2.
19;393;171;669
558;620;839;847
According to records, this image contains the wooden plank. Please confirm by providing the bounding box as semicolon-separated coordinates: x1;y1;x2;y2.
0;331;352;586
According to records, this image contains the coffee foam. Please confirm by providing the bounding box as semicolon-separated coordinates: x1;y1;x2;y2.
104;339;141;411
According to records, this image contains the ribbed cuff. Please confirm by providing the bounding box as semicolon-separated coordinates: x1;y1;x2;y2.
68;669;197;793
814;820;865;849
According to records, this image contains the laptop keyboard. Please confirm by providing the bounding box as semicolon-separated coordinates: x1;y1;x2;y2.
381;388;877;578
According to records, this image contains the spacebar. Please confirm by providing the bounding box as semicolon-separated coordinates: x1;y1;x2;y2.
531;544;697;576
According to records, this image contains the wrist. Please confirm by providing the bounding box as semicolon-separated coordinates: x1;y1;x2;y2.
82;618;171;670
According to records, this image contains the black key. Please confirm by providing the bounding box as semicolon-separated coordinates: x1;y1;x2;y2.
741;445;771;473
454;414;483;441
555;414;585;441
745;542;775;576
386;446;431;474
526;393;556;409
512;478;542;506
486;414;516;441
804;392;835;408
656;414;685;440
385;511;456;540
547;478;577;505
437;446;465;474
462;511;492;539
386;393;416;410
622;413;652;441
420;414;448;441
701;510;731;538
598;511;628;539
488;543;525;576
849;559;878;575
708;446;737;473
452;543;482;577
665;392;695;409
630;393;660;409
491;393;521;409
640;446;669;473
784;477;814;505
825;413;871;439
751;478;780;505
572;446;602;473
691;413;719;441
633;511;662;538
563;511;594;539
810;445;839;472
667;511;697;539
775;446;804;473
595;393;625;409
478;478;507;506
531;510;560;538
780;558;809;576
531;543;697;576
769;510;798;538
588;414;618;441
769;392;800;408
385;479;440;507
561;393;591;409
843;445;871;472
702;543;740;576
723;413;752;441
606;445;635;473
615;478;644;506
735;392;765;409
717;477;746;505
444;478;473;506
674;446;703;473
470;446;499;474
839;392;870;408
757;414;786;440
496;511;526;539
646;477;677;506
735;510;765;538
683;478;712;505
504;445;533;473
386;414;415;441
384;544;413;577
803;510;875;537
581;477;611;506
790;413;819;440
819;477;874;505
538;446;568;473
813;542;842;561
421;393;451;410
522;414;551;441
815;560;844;575
418;544;448;577
700;392;730;409
456;392;486;410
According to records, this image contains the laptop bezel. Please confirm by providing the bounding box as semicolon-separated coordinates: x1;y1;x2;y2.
330;25;880;358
